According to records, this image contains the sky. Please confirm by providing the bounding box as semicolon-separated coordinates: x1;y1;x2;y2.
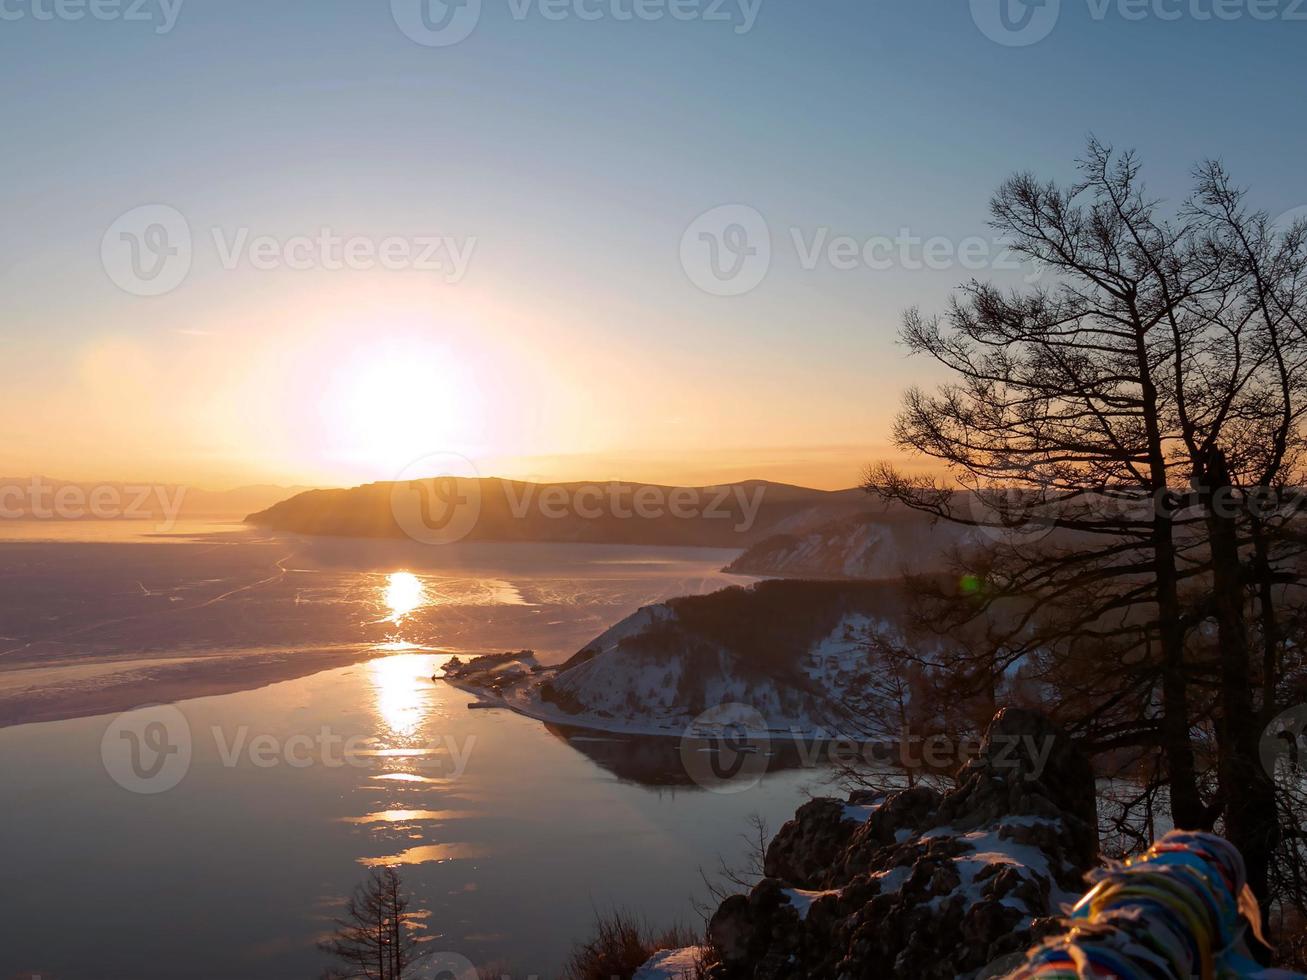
1;0;1304;491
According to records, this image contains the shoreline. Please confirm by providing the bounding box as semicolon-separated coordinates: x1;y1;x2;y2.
441;674;710;740
0;644;423;729
439;673;890;745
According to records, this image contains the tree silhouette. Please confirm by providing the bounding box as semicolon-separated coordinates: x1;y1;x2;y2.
869;137;1307;908
320;867;426;980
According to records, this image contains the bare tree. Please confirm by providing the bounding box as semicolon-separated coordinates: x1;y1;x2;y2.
868;138;1307;908
321;867;427;980
697;813;771;914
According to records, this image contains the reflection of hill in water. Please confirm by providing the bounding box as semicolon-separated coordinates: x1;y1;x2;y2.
542;722;823;788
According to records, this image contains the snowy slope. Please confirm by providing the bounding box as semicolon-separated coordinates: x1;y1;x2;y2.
440;581;948;739
725;511;976;580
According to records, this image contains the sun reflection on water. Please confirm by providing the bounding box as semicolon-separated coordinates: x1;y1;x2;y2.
368;653;436;741
383;571;426;622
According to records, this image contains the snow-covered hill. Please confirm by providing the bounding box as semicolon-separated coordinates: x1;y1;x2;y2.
724;511;977;580
541;611;884;733
439;580;968;740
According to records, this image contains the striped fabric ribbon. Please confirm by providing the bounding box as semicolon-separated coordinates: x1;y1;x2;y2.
1004;830;1301;979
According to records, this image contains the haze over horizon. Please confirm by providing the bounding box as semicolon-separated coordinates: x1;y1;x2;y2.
9;443;908;495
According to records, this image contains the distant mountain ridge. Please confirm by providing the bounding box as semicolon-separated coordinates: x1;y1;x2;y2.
245;477;877;548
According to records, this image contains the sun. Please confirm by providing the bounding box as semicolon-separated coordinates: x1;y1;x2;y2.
324;339;484;473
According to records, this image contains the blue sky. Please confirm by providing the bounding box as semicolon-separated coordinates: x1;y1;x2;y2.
1;0;1303;487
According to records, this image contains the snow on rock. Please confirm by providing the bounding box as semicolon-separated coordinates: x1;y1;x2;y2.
703;709;1099;980
840;798;884;824
779;887;841;920
634;946;705;980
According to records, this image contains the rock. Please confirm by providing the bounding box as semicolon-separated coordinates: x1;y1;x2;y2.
763;799;864;888
707;895;753;965
701;710;1098;979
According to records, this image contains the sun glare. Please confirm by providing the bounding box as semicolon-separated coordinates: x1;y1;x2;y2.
383;571;426;623
326;340;483;473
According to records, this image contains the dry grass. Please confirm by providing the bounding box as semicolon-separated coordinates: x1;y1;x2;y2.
562;910;702;980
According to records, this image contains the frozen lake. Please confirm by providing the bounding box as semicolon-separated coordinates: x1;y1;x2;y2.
0;525;836;978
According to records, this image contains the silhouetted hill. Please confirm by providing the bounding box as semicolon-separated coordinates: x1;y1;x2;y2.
245;478;875;547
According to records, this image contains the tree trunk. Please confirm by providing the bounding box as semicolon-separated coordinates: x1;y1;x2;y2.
1154;510;1206;830
391;881;403;979
1201;448;1278;910
1134;308;1205;833
1250;515;1280;721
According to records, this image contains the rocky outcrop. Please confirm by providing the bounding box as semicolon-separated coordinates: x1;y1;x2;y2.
703;709;1098;980
441;650;543;693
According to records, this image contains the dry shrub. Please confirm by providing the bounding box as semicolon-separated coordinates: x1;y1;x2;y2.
563;910;701;980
